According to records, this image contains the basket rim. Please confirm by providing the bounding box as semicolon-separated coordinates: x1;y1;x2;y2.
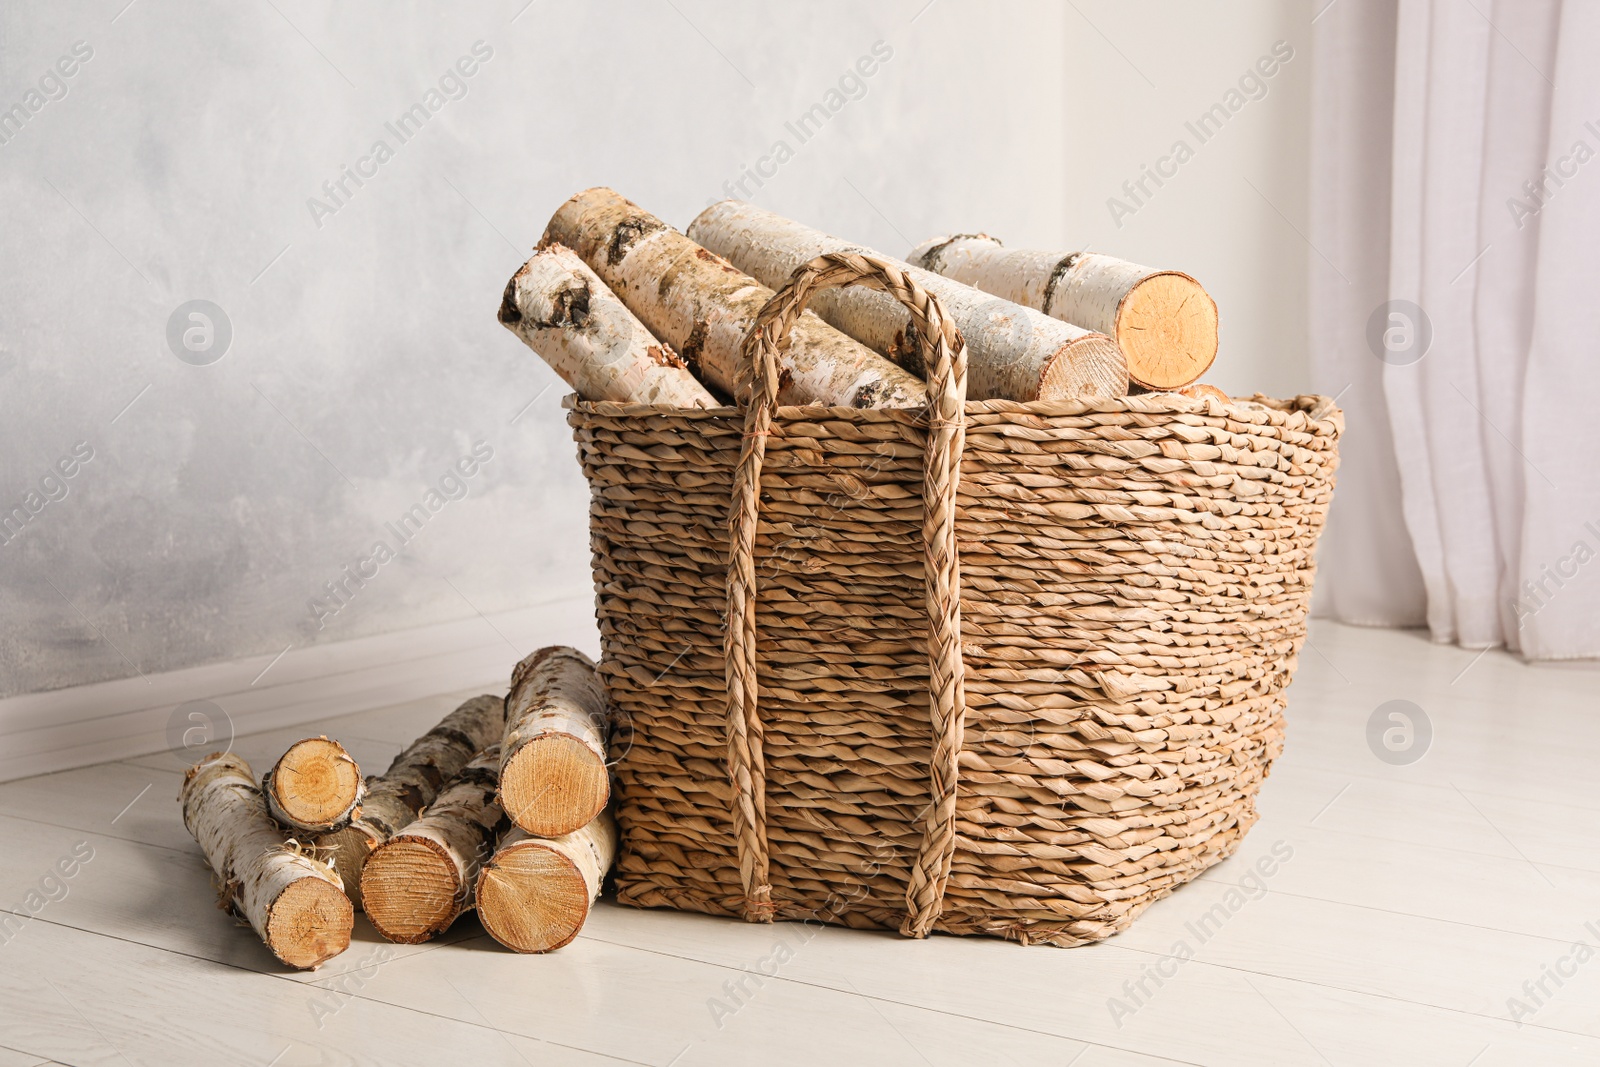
563;390;1344;431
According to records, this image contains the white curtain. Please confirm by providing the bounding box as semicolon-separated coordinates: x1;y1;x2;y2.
1310;0;1600;660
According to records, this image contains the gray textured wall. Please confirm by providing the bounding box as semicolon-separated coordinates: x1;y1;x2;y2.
0;1;1310;699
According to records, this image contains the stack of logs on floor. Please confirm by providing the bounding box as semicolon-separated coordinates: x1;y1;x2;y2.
499;186;1229;408
178;646;616;970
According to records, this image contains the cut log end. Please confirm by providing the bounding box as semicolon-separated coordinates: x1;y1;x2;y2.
500;733;609;838
1037;334;1130;401
360;838;464;945
265;875;354;969
1117;272;1218;390
477;841;591;953
268;737;363;832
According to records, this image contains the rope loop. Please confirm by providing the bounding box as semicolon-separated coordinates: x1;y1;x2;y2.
724;252;968;937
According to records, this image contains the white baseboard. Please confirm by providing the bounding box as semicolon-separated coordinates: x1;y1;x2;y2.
0;590;597;783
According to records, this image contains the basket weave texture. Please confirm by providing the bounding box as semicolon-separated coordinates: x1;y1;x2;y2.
567;253;1341;946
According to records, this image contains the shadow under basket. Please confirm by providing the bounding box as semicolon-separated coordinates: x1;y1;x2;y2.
565;255;1342;947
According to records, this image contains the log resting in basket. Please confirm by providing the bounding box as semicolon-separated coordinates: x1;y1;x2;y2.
541;187;927;409
687;199;1128;401
909;234;1218;391
498;244;718;408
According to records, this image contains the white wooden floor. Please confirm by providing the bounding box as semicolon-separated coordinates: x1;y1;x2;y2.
2;620;1598;1066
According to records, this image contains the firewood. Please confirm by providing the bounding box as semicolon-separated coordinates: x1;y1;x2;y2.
686;200;1128;401
360;746;507;944
317;694;506;910
498;243;718;408
476;813;617;953
908;234;1218;390
541;187;927;408
180;752;352;970
261;736;364;835
500;646;610;838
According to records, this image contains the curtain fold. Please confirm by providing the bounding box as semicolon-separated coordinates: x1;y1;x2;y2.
1518;0;1600;659
1307;0;1427;629
1310;0;1600;659
1386;0;1498;647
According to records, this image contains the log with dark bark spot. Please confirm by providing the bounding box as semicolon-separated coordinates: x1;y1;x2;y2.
687;200;1130;401
500;243;718;407
541;187;927;409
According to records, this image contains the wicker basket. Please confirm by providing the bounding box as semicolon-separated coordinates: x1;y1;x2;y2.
566;253;1341;946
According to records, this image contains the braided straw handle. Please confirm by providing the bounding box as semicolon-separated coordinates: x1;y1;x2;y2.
725;251;969;938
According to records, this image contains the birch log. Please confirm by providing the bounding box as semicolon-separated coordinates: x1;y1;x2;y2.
317;694;506;910
908;234;1218;390
180;753;352;970
687;200;1128;401
499;244;718;408
360;745;507;944
500;646;609;838
476;813;617;953
541;187;926;408
261;737;364;835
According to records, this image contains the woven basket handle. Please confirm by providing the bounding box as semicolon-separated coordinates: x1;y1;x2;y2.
725;251;969;939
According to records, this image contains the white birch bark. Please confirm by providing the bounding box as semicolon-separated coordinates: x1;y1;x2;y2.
360;745;507;944
261;736;365;835
476;813;617;953
908;234;1218;390
180;752;352;970
499;244;718;407
687;201;1128;401
317;694;505;910
501;646;610;838
542;187;927;409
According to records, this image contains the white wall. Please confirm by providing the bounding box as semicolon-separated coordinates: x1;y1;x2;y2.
1057;1;1314;400
0;1;1311;698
